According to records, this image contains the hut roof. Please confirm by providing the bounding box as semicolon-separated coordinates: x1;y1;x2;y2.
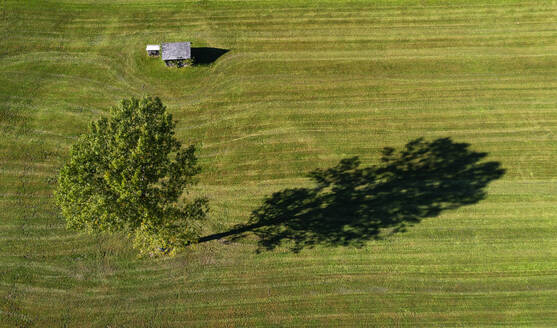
162;42;191;61
146;45;160;51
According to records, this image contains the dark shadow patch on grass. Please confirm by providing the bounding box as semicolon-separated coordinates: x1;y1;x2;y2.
199;137;505;252
191;47;229;65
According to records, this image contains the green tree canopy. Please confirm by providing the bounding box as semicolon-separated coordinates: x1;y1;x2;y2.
55;96;208;255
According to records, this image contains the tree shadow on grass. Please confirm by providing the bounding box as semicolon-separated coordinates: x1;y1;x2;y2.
191;47;229;65
198;138;505;252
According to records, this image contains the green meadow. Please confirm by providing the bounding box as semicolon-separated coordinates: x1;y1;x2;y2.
2;0;557;326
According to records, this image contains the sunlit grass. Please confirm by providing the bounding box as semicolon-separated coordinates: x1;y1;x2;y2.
2;0;557;326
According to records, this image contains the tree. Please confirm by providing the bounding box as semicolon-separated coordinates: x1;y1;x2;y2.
55;96;208;255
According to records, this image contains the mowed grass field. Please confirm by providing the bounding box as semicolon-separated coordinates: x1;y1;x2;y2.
2;0;557;326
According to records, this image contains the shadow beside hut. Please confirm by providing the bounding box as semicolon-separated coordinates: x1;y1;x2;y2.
191;47;229;65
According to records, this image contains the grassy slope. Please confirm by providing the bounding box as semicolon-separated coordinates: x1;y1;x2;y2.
2;0;557;326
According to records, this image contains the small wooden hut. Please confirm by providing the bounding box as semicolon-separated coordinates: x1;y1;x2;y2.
161;42;191;67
